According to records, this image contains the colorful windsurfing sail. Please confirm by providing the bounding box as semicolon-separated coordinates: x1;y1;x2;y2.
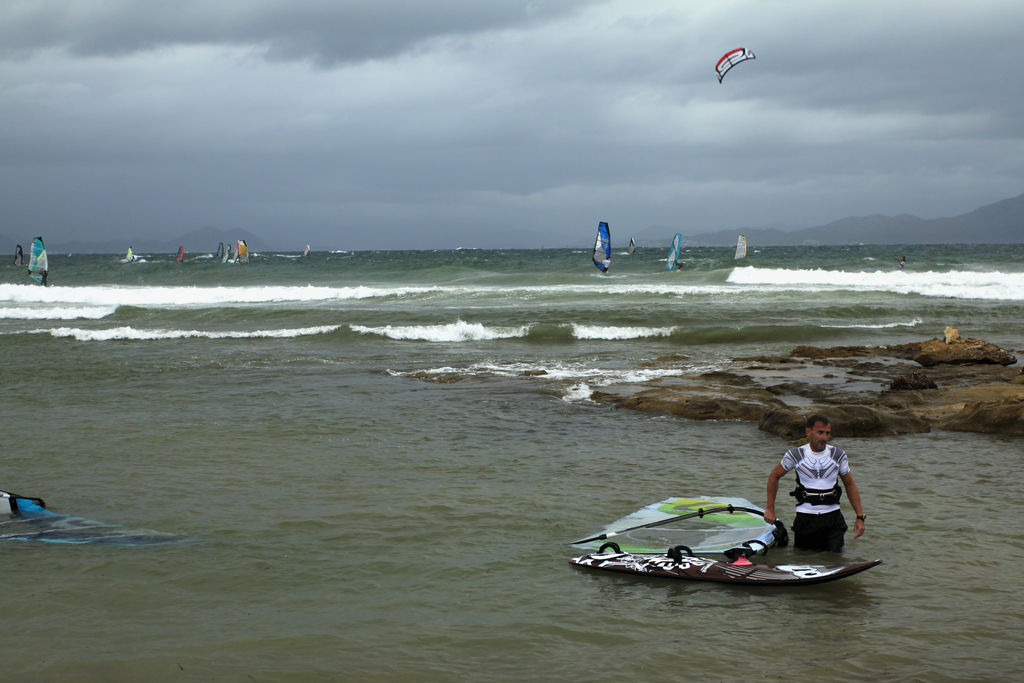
174;245;184;263
628;236;636;255
665;233;682;271
570;495;781;555
2;489;179;545
716;47;756;83
27;236;48;285
237;240;249;264
592;221;611;273
735;234;747;259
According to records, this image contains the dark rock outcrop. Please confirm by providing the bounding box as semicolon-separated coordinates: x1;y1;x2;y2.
910;337;1017;366
758;405;931;439
593;333;1022;439
939;397;1024;436
887;372;938;391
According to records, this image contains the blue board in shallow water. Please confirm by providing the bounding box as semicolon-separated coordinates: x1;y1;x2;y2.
1;490;180;545
570;549;881;586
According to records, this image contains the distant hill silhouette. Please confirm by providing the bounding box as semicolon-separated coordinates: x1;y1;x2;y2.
2;193;1022;252
687;192;1024;246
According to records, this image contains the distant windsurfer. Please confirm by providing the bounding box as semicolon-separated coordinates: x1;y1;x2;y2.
601;257;611;273
897;256;906;271
13;244;24;266
763;415;865;552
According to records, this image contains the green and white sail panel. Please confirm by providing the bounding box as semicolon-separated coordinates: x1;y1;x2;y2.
571;495;778;554
27;236;48;285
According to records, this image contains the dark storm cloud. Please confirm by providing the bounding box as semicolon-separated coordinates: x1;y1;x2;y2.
1;1;1023;250
0;0;596;65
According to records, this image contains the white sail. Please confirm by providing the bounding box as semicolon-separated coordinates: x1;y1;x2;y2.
666;233;682;271
734;235;747;259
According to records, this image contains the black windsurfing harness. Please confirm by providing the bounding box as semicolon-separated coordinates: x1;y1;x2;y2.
789;472;842;506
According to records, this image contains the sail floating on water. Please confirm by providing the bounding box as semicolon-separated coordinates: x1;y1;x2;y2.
28;236;48;285
571;496;780;554
665;233;682;271
735;234;747;259
592;221;611;273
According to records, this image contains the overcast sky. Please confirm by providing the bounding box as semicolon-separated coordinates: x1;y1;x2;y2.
3;0;1023;250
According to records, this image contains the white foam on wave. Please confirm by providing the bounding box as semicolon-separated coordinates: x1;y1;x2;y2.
0;306;116;320
563;383;594;402
511;283;730;297
0;283;441;307
572;324;675;340
352;320;529;342
728;266;1024;301
824;318;923;329
35;325;341;341
391;359;727;403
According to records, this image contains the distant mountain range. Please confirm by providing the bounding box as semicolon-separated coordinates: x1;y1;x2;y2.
2;193;1022;253
682;192;1024;246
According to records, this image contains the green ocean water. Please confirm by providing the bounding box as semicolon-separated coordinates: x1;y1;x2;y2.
2;243;1023;680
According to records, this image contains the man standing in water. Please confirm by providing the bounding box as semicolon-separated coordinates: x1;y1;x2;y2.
763;415;866;552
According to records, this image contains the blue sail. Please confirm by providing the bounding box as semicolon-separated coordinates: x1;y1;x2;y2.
592;221;611;273
2;490;180;545
665;233;682;271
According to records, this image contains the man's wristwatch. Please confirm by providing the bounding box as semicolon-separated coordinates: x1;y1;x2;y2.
856;514;867;521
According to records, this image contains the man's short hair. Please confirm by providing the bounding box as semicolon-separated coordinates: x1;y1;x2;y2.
806;414;831;429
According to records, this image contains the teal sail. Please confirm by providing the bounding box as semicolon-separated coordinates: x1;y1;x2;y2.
665;233;682;271
571;495;780;554
27;236;48;285
592;221;611;273
2;489;180;545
